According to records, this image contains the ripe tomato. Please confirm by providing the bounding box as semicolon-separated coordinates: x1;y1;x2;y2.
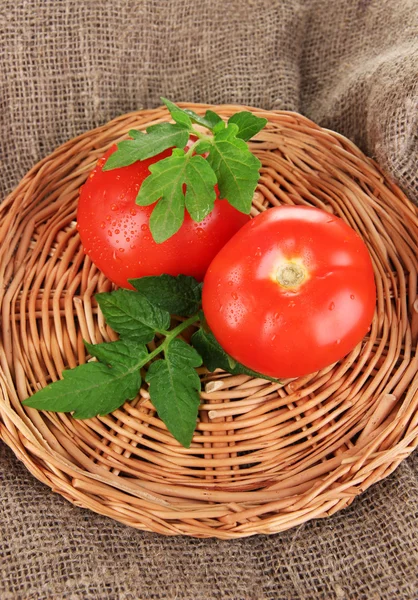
202;205;376;378
77;146;250;289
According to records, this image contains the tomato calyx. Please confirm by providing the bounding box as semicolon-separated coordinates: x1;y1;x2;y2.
275;261;308;290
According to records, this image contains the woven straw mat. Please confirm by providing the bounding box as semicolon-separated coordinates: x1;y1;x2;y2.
0;104;417;539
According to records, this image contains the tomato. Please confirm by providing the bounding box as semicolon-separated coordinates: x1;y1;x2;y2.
202;205;376;378
77;146;250;289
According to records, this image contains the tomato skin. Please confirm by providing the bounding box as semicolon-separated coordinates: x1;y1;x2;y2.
77;146;250;289
202;205;376;379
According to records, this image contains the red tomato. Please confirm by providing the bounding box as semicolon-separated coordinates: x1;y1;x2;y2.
202;205;376;378
77;146;250;289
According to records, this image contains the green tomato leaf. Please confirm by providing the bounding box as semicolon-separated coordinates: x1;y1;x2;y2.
160;99;222;132
201;110;224;130
207;123;261;214
137;151;218;242
185;154;217;222
149;193;186;244
213;120;226;134
101;139;145;170
84;339;148;369
183;108;224;131
193;140;212;155
161;97;193;128
96;289;171;341
136;151;187;242
102;123;189;170
228;112;268;141
128;129;143;140
22;340;146;419
146;338;203;447
130;274;202;317
191;327;279;382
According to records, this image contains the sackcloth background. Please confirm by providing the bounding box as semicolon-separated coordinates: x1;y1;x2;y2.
1;0;417;598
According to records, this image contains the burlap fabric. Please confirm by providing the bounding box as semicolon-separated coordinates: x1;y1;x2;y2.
1;0;417;598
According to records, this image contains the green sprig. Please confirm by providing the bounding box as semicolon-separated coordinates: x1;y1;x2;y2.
23;275;278;447
102;98;267;243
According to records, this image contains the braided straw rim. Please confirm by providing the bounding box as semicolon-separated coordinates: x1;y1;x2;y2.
1;104;417;539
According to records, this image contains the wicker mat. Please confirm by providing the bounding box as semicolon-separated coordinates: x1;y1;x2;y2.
1;0;417;598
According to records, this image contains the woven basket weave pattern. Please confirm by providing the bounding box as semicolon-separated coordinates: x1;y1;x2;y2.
0;104;417;538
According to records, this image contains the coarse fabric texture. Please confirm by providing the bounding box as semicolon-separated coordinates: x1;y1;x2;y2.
0;0;417;599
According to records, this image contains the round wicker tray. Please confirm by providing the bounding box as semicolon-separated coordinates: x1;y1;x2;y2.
1;104;417;539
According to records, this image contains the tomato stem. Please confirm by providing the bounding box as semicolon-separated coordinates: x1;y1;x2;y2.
190;127;212;142
184;127;213;158
143;313;201;367
276;262;307;288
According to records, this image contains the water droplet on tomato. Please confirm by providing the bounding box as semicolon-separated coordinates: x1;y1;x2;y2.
130;244;136;250
329;302;335;311
144;235;150;241
106;215;111;221
141;224;148;231
126;237;130;243
108;230;112;236
100;222;105;229
350;294;355;300
231;292;238;300
119;248;124;253
115;229;120;234
115;175;121;181
336;339;341;344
